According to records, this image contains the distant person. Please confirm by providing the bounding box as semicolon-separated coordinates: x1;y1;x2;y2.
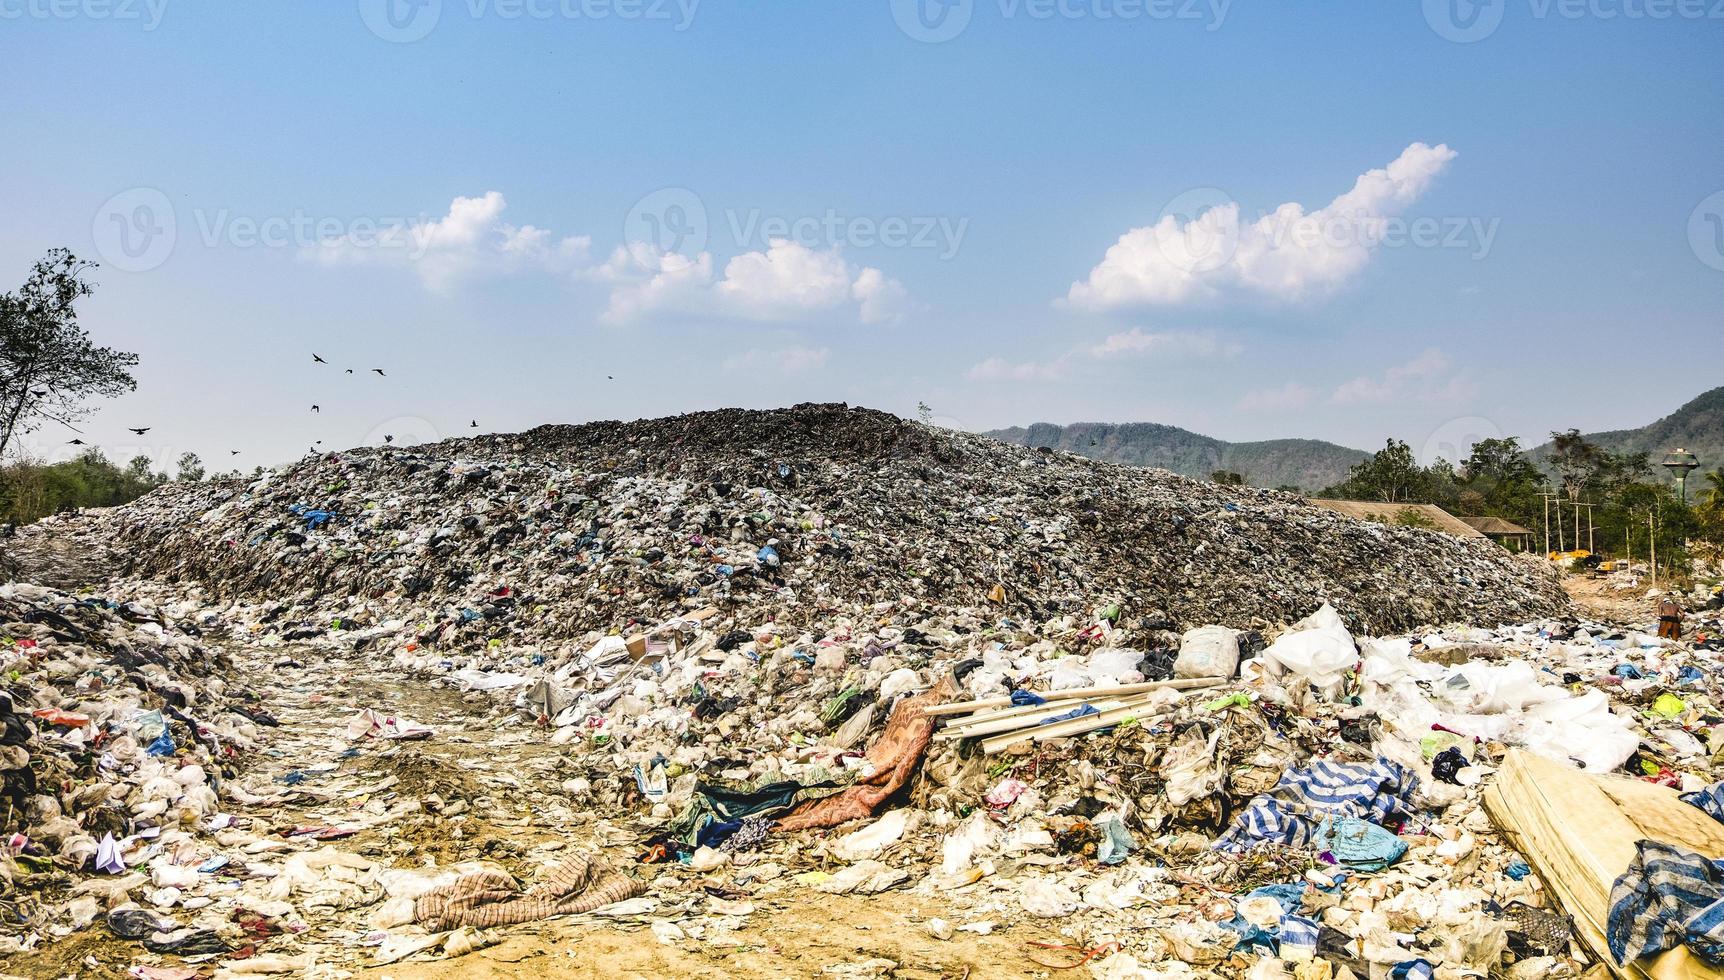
1657;597;1685;640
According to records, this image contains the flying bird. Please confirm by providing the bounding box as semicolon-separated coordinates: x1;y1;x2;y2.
128;427;151;435
230;450;241;455
383;434;394;443
345;369;354;375
607;375;614;380
371;368;386;377
31;389;46;397
469;420;478;428
313;354;327;364
311;405;320;413
67;439;85;445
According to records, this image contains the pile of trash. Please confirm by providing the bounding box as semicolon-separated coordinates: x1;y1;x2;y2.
91;404;1568;646
0;582;280;958
28;406;1724;978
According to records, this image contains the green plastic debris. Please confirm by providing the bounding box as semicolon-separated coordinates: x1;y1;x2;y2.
1651;693;1688;720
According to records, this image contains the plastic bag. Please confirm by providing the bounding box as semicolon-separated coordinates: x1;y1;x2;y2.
1262;603;1356;697
1175;626;1241;679
1087;647;1146;686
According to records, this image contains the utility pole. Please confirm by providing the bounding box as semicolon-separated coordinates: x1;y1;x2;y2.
1649;509;1658;590
1539;491;1558;556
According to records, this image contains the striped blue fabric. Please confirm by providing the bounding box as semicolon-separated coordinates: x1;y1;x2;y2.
1277;914;1319;957
1214;757;1418;853
1606;839;1724;965
1682;782;1724;825
1390;960;1434;980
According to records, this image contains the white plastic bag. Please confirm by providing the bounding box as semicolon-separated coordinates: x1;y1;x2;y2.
1262;603;1356;697
1087;648;1146;686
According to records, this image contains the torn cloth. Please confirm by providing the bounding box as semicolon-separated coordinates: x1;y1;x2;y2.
413;853;645;930
1215;757;1418;853
775;677;953;832
1682;782;1724;825
1606;838;1724;965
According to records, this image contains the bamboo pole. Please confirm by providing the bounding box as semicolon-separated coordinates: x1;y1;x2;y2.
921;677;1221;717
980;699;1174;755
935;694;1160;740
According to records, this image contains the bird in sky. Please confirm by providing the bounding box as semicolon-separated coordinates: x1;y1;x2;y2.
383;434;394;443
371;368;386;377
313;354;327;364
30;389;46;397
345;369;354;375
230;450;241;455
128;427;151;435
67;438;85;445
469;420;478;428
607;375;614;380
311;405;320;413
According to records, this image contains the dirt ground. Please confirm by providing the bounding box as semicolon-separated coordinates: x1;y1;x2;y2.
354;891;1056;980
3;628;1069;980
1563;571;1663;625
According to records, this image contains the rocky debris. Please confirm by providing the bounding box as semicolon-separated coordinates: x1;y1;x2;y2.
86;404;1566;650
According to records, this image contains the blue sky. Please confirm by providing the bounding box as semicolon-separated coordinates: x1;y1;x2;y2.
3;0;1721;473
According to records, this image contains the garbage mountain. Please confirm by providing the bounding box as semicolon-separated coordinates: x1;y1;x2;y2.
92;403;1566;640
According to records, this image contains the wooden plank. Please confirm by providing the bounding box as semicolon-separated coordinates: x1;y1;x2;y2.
1483;750;1724;980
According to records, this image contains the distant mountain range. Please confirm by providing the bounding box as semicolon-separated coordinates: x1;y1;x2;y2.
985;385;1724;492
1527;384;1724;483
982;421;1368;490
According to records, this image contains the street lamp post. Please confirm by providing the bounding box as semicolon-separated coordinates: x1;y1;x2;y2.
1662;448;1700;504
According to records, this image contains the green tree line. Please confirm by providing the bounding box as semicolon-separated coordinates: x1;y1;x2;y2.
1317;431;1723;573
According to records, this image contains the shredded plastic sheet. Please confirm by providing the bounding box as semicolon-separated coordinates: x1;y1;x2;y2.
1359;637;1639;772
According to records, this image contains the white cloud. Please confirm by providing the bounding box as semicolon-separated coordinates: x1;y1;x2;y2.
1066;142;1458;309
852;267;910;325
1086;328;1243;359
305;191;591;291
598;239;906;325
722;346;831;375
1237;382;1317;412
967;329;1241;384
1331;348;1478;404
966;356;1071;383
